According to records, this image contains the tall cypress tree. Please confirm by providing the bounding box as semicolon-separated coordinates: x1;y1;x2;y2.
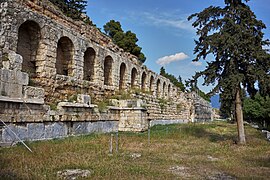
188;0;270;144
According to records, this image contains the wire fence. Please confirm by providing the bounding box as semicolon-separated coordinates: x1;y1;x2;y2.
108;124;183;155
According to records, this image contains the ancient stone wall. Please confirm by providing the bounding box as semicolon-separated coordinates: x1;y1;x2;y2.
0;0;212;143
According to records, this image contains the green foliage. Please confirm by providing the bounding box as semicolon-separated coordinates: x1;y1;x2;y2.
97;101;108;113
159;67;185;91
243;93;270;129
185;79;211;102
158;98;168;112
220;88;246;119
103;20;123;37
176;103;185;112
103;20;146;63
197;90;211;102
188;0;270;114
68;94;77;102
49;0;87;20
49;103;58;111
111;91;132;100
2;53;9;61
160;67;166;76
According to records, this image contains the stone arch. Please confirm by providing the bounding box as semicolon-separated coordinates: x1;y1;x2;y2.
83;47;95;81
150;75;154;92
119;62;126;90
104;56;113;85
17;20;41;77
156;79;161;97
163;82;166;97
141;72;147;91
56;36;74;76
131;67;138;88
168;84;171;97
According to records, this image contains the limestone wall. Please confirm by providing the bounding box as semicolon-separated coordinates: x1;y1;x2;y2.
0;0;212;142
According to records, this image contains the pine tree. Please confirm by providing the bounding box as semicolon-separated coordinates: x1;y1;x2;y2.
49;0;87;20
104;20;146;63
188;0;270;144
104;20;124;38
160;67;166;76
66;0;87;20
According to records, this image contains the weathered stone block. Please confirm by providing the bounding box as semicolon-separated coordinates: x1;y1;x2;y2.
72;122;88;135
86;121;118;133
28;123;45;140
102;121;118;133
0;81;9;96
87;122;100;133
7;51;22;71
0;82;22;98
23;86;45;100
119;99;144;108
44;122;67;139
0;69;12;83
9;83;23;98
2;123;28;142
77;94;91;105
15;71;29;85
109;99;119;106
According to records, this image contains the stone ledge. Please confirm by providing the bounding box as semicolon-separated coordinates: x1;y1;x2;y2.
109;106;147;111
58;102;96;108
0;96;44;104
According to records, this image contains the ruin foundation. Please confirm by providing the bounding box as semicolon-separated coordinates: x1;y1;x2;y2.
0;0;212;143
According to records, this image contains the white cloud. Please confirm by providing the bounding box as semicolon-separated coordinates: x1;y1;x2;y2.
156;52;189;66
142;11;195;32
191;61;203;66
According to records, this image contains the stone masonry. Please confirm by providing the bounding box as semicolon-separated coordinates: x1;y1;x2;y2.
0;0;212;143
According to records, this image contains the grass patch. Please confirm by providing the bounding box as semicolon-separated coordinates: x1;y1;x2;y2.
0;121;269;179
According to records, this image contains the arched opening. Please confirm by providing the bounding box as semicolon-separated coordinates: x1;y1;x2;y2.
83;47;95;81
150;75;154;92
56;36;74;76
141;72;146;91
131;68;138;88
119;63;126;90
104;56;113;85
168;84;171;97
156;79;161;97
163;82;166;97
17;20;41;77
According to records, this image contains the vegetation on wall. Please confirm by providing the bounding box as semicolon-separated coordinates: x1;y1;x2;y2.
104;20;146;63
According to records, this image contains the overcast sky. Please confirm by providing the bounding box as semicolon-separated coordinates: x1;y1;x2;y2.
86;0;270;92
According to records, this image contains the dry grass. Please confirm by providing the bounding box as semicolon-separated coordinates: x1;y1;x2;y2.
0;121;269;179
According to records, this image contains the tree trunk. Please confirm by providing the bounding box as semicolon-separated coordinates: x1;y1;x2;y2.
235;86;246;144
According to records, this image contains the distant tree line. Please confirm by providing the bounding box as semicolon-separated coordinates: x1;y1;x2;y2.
104;20;146;63
243;94;270;130
219;90;270;130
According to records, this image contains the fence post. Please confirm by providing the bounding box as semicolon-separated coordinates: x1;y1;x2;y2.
148;127;150;145
115;131;119;153
109;134;114;154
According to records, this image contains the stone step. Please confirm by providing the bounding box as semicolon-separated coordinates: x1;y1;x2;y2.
0;142;15;147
